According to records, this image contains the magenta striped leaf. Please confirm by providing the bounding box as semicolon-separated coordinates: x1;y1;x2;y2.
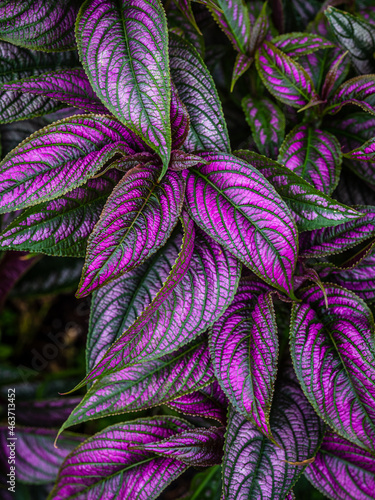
169;33;230;153
51;417;194;500
172;0;201;35
210;279;278;438
183;152;298;296
304;431;375;500
231;53;253;91
235;150;360;231
290;284;375;453
327;76;375;116
168;1;204;56
0;114;141;213
0;170;122;257
248;2;269;56
272;32;335;57
77;0;171;176
222;365;324;499
344;137;375;162
169;150;204;171
278;125;342;195
241;96;285;159
256;41;319;108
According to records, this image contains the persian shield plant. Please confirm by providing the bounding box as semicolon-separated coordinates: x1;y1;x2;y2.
1;0;375;499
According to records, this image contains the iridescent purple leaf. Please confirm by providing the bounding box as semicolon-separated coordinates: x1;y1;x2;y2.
222;365;324;499
77;0;171;176
169;150;203;171
0;114;141;213
272;32;335;57
325;6;375;74
210;279;278;438
171;82;190;149
3;69;108;114
278;125;342;195
16;397;82;427
169;33;230;153
57;338;214;433
0;170;122;257
290;284;375;453
77;166;185;297
241;96;285;159
0;426;84;485
0;251;38;308
304;431;375;500
256;41;319;108
183;152;298;296
167;381;228;424
300;206;375;257
0;0;78;52
235;150;360;231
136;426;225;467
327;76;375;116
248;2;269;56
0;91;65;124
230;53;253;91
51;417;193;500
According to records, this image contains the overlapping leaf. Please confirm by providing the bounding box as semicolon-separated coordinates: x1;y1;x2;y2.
241;97;285;159
235;150;360;231
272;32;334;57
278;125;342;195
51;417;193;500
327;76;375;116
290;284;375;453
77;0;171;176
222;365;324;499
248;2;269;56
304;431;375;500
77;166;185;297
256;41;319;108
169;33;230;153
210;279;278;437
0;114;143;213
183;152;298;296
170;82;190;149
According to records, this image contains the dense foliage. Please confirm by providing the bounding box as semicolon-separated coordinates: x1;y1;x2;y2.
1;0;375;498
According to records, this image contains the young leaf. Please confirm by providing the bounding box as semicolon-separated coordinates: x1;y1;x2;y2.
325;6;375;74
327;76;375;116
272;32;335;57
169;150;203;171
77;166;185;297
0;170;122;257
299;206;375;258
0;114;141;213
210;279;278;438
241;96;285;159
222;365;324;499
230;53;253;91
169;33;230;153
51;417;193;500
304;431;375;500
58;338;214;432
0;0;78;52
321;50;350;100
76;0;171;176
256;41;319;108
183;152;298;296
278;125;342;195
290;284;375;454
248;2;269;56
2;69;108;114
235;150;361;231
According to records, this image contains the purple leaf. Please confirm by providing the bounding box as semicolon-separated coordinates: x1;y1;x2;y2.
299;206;375;258
325;6;375;74
168;1;205;56
0;90;65;124
16;397;82;427
272;32;335;57
235;150;361;231
327;76;375;116
0;170;122;257
344;137;375;162
0;426;84;485
241;96;285;159
0;0;78;52
77;166;185;297
172;0;202;35
169;33;230;153
77;0;171;176
0;114;142;213
57;338;214;433
136;426;225;467
230;53;253;91
169;150;204;171
72;213;195;390
167;381;228;424
171;82;190;149
3;69;109;114
278;125;342;195
222;365;324;499
248;2;269;56
0;251;38;309
51;417;193;500
290;284;375;453
304;431;375;500
183;152;298;296
321;50;350;100
256;41;319;108
210;279;278;438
